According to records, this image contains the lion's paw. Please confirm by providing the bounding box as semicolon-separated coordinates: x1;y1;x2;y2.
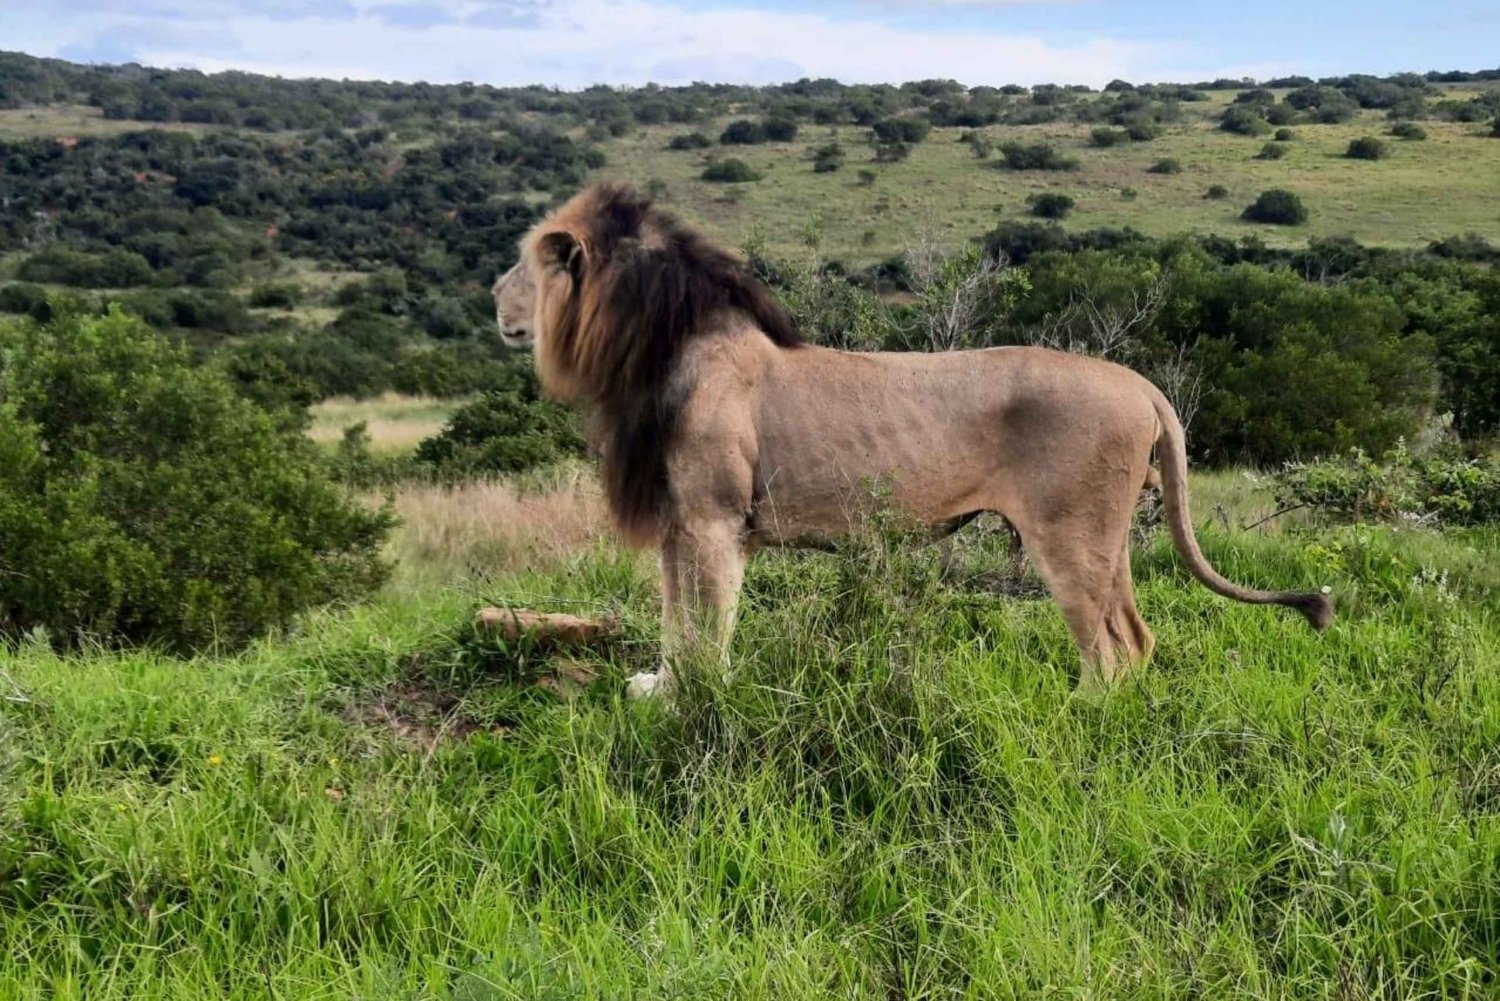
625;671;669;701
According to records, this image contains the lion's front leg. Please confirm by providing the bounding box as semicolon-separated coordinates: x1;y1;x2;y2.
628;520;746;700
627;534;684;700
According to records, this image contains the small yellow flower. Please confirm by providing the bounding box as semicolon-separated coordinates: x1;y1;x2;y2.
115;803;128;813
328;756;340;769
207;754;223;767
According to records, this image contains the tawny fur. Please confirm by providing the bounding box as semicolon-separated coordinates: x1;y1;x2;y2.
494;183;1333;689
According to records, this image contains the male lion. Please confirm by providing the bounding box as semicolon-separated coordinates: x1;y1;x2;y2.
493;183;1332;696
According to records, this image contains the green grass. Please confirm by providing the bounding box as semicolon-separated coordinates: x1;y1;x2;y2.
595;99;1500;262
2;470;1497;997
0;105;210;140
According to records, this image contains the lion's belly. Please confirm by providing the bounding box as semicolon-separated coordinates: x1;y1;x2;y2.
748;350;1011;544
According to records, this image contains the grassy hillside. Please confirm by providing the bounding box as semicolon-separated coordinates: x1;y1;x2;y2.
2;470;1497;997
598;91;1500;262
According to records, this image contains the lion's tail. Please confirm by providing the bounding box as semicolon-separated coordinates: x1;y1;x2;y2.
1149;388;1334;631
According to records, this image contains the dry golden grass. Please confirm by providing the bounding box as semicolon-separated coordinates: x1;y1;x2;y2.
308;393;464;454
380;467;616;587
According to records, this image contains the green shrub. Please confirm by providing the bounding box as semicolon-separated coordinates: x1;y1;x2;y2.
701;158;761;183
1389;121;1427;140
0;306;393;652
873;140;911;163
1346;137;1389;160
1146;158;1182;174
719;119;767;144
1242;188;1307;225
1125;120;1160;141
16;247;154;288
763;116;800;142
1219;105;1270;136
857;169;878;187
668;131;712;150
1089;127;1128;148
0;283;52;321
1027;192;1075;219
414;378;585;477
997;142;1079;171
1273;445;1500;526
1255;143;1288;160
1204;184;1230;199
1274;127;1296;141
1264;103;1298;126
812;143;844;173
1427;233;1498;261
871;117;930;144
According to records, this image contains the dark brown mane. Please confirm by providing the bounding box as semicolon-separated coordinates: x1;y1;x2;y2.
526;182;802;546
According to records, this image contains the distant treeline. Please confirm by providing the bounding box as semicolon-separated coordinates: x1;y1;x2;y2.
2;50;1497;134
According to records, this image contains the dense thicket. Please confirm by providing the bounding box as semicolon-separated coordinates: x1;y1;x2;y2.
0;307;393;651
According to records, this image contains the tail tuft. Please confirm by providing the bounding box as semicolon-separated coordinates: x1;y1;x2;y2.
1290;591;1335;632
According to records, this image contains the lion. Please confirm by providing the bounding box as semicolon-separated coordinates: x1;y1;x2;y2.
492;183;1332;697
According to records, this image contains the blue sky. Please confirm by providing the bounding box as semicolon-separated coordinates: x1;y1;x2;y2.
4;0;1496;89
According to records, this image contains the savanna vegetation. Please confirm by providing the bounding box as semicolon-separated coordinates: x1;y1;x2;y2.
1;49;1499;998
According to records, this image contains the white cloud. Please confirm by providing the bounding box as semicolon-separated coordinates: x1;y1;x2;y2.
26;0;1183;88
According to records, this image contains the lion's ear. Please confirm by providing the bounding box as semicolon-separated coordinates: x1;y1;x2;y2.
537;231;586;284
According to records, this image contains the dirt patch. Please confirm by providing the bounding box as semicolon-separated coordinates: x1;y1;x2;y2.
346;658;607;751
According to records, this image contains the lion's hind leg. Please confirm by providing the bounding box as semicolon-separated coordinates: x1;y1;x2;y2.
1010;490;1149;687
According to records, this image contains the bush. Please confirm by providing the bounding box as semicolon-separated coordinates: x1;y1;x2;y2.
1273;445;1500;526
1274;128;1296;141
812;143;844;173
997;142;1079;171
1242;189;1307;225
1089;127;1128;148
16;247;154;288
668;132;712;150
0;307;393;652
871;117;931;144
1146;158;1182;174
719;119;767;144
1427;233;1498;261
414;380;585;477
874;141;911;163
1219;105;1270;136
1027;192;1076;219
857;169;878;187
0;283;52;321
701;158;762;183
1389;121;1427;140
1204;184;1230;200
1125;120;1161;142
1255;143;1288;160
1346;137;1389;160
1492;115;1500;137
763;116;799;142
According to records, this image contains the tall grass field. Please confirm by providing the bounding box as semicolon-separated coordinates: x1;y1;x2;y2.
2;469;1497;998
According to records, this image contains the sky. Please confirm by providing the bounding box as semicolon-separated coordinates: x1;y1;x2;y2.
2;0;1496;90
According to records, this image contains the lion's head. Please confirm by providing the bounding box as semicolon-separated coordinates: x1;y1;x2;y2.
500;182;802;543
492;256;538;349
